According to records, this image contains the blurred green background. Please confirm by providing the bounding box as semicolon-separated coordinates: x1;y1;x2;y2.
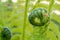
0;0;60;40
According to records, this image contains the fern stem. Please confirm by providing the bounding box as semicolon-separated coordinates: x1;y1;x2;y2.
23;0;29;40
48;0;54;12
30;0;41;12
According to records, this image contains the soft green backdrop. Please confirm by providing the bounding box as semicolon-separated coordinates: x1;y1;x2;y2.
0;0;60;40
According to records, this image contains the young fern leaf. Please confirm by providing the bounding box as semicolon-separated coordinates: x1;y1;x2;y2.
29;8;50;26
1;27;12;40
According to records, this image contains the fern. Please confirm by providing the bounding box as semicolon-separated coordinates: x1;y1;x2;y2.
0;0;60;40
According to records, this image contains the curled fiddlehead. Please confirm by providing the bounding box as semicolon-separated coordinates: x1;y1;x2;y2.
28;8;50;26
1;27;12;40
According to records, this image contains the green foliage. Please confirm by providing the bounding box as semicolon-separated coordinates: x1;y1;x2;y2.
0;0;60;40
11;35;20;40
